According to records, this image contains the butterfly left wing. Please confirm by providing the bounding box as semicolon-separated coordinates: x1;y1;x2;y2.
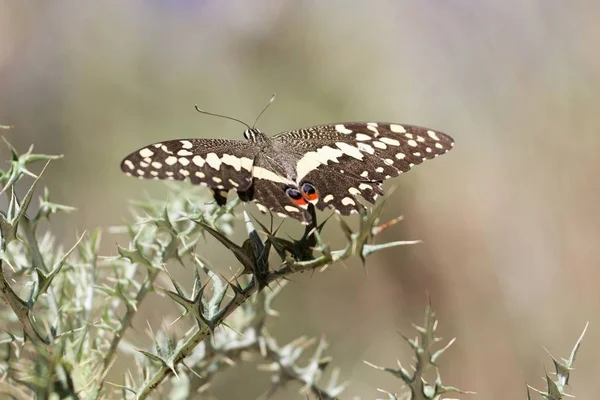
271;122;454;215
121;138;258;204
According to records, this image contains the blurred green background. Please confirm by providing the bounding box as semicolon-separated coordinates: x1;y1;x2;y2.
1;1;599;398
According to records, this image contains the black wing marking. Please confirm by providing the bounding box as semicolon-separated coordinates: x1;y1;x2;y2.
120;138;258;192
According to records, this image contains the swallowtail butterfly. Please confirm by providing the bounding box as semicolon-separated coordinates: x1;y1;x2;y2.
121;120;454;224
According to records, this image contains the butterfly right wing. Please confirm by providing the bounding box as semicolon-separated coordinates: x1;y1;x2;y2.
120;138;258;193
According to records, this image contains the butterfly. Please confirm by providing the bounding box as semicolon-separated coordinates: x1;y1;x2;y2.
121;119;454;224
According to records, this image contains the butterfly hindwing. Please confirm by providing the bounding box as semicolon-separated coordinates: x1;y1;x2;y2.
300;166;382;215
242;179;311;224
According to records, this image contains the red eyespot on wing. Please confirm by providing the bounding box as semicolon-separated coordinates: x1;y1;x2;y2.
304;191;318;202
300;183;319;203
286;187;309;207
290;196;309;207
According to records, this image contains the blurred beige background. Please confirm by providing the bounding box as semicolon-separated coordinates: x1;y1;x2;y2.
1;1;599;398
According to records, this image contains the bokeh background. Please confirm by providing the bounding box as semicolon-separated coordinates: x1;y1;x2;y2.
1;1;599;398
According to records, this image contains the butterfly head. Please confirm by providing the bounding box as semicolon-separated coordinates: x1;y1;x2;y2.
243;128;267;143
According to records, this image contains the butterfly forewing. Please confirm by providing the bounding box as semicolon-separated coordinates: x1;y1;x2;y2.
120;138;258;191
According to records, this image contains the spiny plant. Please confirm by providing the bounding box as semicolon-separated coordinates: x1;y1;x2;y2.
0;135;583;399
526;323;588;400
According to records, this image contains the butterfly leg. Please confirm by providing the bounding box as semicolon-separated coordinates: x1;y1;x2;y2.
211;188;229;206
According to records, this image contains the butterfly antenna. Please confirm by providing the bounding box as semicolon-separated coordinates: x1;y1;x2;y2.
194;105;252;130
252;93;276;129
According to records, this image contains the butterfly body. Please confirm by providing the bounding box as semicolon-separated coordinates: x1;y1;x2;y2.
121;122;454;223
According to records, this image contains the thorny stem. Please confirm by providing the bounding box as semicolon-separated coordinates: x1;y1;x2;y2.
135;213;406;399
0;226;52;351
101;269;161;372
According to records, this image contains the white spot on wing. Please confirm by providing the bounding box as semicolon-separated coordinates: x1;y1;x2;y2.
373;141;387;149
357;142;375;154
295;145;345;182
228;179;239;187
427;130;440;141
380;137;400;146
152;161;162;169
180;169;190;176
359;183;371;191
335;124;353;134
205;153;221;170
323;194;334;203
195;171;205;178
355;133;371;141
165;156;177;166
179;158;190;166
124;160;134;170
395;152;406;159
336;142;363;160
295;156;321;182
240;157;253;171
367;125;379;136
256;203;268;213
284;205;300;213
390;124;406;133
348;187;361;196
212;177;222;183
178;149;193;156
360;170;369;177
317;145;345;161
193;156;205;167
407;139;418;147
180;140;193;149
341;197;355;206
139;148;154;158
221;154;242;171
376;167;384;173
